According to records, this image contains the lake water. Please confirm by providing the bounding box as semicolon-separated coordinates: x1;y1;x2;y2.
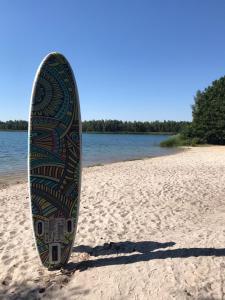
0;131;177;178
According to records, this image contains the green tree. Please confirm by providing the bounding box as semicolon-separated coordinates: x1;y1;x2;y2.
183;77;225;145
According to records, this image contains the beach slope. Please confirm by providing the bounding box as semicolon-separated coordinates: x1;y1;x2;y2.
1;146;225;299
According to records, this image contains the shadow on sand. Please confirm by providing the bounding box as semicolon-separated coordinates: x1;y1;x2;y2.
73;240;175;256
66;240;225;272
2;241;225;299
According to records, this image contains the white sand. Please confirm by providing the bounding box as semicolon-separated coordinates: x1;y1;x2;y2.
1;146;225;299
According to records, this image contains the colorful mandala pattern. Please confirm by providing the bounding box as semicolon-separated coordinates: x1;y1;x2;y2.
29;53;81;269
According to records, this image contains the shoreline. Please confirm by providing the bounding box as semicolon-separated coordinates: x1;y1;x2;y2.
85;146;187;168
0;172;27;189
0;147;186;188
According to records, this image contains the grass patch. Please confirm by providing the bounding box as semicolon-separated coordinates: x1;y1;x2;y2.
160;134;201;147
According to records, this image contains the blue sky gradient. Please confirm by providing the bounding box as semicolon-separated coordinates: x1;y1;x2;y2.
0;0;225;121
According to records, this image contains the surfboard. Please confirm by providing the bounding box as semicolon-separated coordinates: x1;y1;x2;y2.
29;52;81;269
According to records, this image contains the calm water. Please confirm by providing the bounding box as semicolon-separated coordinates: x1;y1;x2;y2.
0;131;177;177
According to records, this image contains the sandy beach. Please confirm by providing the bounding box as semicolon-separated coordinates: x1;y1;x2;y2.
1;146;225;299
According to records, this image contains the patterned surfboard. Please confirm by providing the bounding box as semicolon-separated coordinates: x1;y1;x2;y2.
29;52;81;269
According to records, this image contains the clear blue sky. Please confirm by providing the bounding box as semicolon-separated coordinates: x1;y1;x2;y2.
0;0;225;122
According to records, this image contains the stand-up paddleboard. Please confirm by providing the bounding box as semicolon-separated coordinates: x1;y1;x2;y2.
29;52;81;269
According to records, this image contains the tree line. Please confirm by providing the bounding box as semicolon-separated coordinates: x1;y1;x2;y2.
161;75;225;146
2;75;224;144
0;120;28;130
0;119;190;133
82;120;190;133
182;75;225;145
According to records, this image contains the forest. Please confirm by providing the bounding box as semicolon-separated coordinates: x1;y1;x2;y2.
0;120;28;130
82;120;189;133
161;75;225;146
183;75;225;145
0;119;190;133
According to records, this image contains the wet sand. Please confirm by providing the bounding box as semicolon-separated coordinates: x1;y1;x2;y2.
0;172;27;190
